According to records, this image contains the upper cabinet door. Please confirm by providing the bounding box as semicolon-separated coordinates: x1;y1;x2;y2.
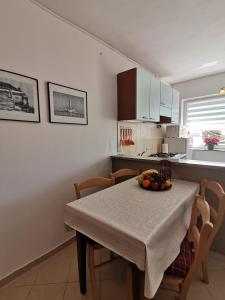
149;75;160;122
136;68;150;121
171;89;180;123
160;82;172;108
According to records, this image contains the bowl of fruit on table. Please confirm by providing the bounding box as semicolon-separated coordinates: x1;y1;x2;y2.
136;169;172;191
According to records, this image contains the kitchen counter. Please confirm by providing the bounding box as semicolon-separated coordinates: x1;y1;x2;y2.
111;153;225;256
111;154;225;170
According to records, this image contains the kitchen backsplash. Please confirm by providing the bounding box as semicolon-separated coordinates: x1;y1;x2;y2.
118;121;163;156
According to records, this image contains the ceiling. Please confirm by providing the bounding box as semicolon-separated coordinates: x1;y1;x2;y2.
34;0;225;83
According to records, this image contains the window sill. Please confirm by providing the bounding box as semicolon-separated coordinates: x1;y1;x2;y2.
189;147;225;152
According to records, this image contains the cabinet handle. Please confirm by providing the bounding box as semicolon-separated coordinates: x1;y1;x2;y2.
142;116;148;119
161;102;166;106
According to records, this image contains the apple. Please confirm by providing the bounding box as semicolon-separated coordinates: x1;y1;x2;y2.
151;182;159;190
159;183;166;190
142;180;151;188
144;174;151;180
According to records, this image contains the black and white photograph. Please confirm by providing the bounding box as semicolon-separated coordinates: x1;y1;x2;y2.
48;82;88;125
0;69;40;122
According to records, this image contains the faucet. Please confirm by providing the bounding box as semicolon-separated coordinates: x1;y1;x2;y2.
137;151;146;157
138;149;150;157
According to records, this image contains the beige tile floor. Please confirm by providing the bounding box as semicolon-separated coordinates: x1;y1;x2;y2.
1;242;225;300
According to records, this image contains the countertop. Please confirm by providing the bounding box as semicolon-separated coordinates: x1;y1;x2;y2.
111;154;225;170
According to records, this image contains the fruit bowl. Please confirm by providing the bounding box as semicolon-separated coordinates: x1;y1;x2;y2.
136;169;172;191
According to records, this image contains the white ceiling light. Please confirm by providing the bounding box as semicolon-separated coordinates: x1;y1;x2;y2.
197;61;219;69
219;87;225;94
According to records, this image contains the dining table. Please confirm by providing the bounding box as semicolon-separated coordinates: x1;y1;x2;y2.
64;178;199;299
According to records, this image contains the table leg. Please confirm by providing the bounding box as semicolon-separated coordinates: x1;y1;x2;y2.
76;231;87;294
131;264;141;300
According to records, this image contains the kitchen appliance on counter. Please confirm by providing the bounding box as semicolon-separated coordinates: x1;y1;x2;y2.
164;137;188;154
165;124;180;138
164;124;188;154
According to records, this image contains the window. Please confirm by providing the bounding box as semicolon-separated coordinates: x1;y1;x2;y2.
182;95;225;148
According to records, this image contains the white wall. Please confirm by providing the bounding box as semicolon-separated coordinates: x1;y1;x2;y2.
0;0;136;279
173;72;225;99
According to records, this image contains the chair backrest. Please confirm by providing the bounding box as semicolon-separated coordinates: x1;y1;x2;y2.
199;179;225;249
110;168;140;183
74;177;115;199
183;196;214;293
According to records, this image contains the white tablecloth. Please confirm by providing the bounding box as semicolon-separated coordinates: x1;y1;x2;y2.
64;178;199;298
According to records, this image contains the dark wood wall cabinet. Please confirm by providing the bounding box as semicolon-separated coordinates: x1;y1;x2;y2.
117;68;137;121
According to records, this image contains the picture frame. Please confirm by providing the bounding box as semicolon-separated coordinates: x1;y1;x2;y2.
0;69;40;123
47;82;88;125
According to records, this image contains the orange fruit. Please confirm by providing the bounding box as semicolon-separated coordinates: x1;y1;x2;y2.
165;179;171;188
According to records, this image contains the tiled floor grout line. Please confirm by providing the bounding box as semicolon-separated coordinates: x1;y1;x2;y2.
62;283;67;300
62;254;75;300
32;262;43;286
206;285;219;300
25;284;34;300
12;276;125;284
17;281;78;286
12;278;120;287
99;277;102;300
23;262;42;300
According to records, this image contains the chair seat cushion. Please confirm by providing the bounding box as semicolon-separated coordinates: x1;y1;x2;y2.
165;236;194;277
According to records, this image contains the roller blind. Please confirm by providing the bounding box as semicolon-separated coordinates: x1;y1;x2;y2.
183;95;225;147
186;96;225;124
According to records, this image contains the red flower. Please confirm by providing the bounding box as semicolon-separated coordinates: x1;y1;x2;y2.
204;136;221;145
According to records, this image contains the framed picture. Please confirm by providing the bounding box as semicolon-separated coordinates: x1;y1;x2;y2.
0;69;40;122
47;82;88;125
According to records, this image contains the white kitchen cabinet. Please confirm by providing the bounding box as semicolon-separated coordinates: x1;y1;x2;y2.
160;105;171;118
160;83;179;122
160;81;173;108
136;68;150;121
117;68;160;122
171;89;180;123
149;75;160;122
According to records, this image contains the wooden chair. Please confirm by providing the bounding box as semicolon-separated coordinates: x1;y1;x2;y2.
74;177;116;300
126;179;225;300
126;195;216;300
110;168;140;184
199;179;225;284
160;179;225;300
160;195;214;300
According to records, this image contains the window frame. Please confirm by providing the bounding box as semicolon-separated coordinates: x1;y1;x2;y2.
181;93;225;150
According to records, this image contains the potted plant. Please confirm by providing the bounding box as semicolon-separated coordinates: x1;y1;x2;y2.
202;130;222;150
